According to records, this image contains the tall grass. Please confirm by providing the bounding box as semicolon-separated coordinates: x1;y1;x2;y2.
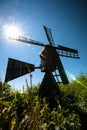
0;73;87;130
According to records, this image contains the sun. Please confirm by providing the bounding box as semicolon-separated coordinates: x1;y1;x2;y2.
3;23;23;40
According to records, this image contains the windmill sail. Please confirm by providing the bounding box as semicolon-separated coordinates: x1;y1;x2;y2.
57;45;80;58
5;58;35;82
43;26;55;46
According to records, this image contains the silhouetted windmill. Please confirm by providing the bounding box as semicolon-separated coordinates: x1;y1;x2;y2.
5;26;79;109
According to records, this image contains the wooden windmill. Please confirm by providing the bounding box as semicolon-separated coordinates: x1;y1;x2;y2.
5;26;79;109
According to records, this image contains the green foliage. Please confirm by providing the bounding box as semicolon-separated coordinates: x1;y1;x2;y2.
0;73;87;130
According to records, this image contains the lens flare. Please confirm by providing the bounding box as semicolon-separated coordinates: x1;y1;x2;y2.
67;71;87;88
76;80;87;88
67;71;76;81
76;80;83;86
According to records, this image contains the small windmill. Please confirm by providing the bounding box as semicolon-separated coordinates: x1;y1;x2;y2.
5;26;79;109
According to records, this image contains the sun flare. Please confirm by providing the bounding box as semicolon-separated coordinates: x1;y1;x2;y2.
67;71;76;81
3;23;23;39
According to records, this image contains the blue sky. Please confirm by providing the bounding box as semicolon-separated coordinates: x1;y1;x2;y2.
0;0;87;90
